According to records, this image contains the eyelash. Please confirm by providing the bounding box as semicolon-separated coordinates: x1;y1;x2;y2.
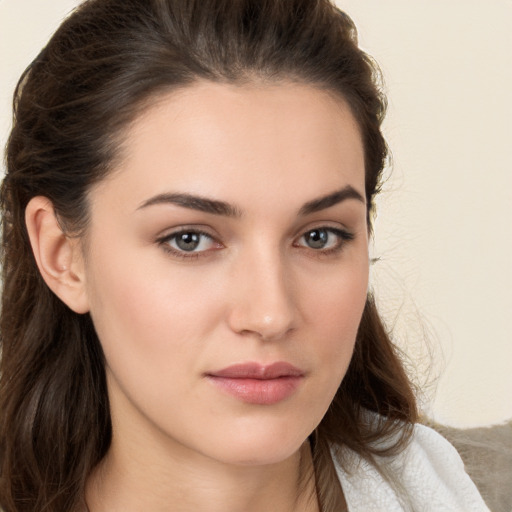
156;226;354;260
156;228;218;260
294;227;354;257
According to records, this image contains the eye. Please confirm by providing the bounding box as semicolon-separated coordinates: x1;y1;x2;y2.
296;227;353;252
158;229;221;256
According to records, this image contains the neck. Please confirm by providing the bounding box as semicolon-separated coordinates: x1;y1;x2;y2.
85;437;319;512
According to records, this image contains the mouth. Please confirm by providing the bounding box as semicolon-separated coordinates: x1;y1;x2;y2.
205;362;305;405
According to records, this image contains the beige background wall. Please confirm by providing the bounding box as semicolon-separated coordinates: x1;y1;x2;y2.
1;0;511;427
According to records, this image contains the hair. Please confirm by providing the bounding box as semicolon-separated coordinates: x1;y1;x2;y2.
0;0;418;510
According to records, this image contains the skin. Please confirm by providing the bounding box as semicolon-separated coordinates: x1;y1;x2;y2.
28;82;369;511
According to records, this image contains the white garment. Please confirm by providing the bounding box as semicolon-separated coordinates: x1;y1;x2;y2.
334;424;490;511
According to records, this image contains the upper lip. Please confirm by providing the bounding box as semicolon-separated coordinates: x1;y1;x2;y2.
207;362;304;379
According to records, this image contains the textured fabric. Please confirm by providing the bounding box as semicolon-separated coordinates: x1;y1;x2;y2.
334;424;490;511
429;420;512;512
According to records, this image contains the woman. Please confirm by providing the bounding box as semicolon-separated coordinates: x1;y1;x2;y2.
0;0;488;510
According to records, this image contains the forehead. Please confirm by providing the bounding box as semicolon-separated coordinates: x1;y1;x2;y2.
94;81;366;214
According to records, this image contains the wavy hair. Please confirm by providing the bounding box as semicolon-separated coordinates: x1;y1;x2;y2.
0;1;417;510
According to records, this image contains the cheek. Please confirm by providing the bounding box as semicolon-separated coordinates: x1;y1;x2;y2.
85;258;223;438
301;259;368;375
84;248;221;385
280;259;368;434
305;261;368;332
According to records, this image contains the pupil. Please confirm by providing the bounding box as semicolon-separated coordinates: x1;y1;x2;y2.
176;232;200;251
307;229;328;249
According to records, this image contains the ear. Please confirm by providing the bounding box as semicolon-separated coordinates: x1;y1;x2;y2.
25;196;90;314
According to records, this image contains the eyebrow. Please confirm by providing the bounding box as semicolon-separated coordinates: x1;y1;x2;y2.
136;185;365;217
137;193;242;217
298;185;365;215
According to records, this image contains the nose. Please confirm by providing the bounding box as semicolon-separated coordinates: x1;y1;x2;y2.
226;249;298;341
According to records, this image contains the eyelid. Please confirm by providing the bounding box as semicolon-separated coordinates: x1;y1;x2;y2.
156;226;223;259
155;223;218;239
293;225;355;255
155;223;355;260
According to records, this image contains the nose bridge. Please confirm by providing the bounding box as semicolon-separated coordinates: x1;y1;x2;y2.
227;241;297;340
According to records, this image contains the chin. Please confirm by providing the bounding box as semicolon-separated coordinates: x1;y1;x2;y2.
199;420;313;467
213;442;304;467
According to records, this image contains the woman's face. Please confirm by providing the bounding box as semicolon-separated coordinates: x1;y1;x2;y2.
82;82;369;467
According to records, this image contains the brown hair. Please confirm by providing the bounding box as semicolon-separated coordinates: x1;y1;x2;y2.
0;0;417;510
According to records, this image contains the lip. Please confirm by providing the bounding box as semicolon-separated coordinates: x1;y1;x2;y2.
206;362;304;405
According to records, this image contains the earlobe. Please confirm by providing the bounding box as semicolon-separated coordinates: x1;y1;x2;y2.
25;196;90;314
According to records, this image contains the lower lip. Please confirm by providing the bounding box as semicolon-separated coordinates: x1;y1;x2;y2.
207;376;302;405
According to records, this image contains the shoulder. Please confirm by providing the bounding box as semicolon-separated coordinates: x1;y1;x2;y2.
333;423;490;512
